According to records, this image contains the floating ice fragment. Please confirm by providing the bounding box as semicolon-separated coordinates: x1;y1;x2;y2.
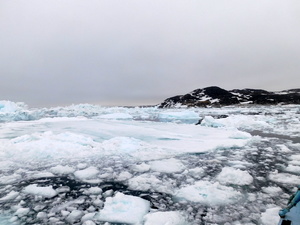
50;165;75;175
94;192;150;225
82;220;96;225
50;197;85;213
200;116;225;127
74;166;99;180
285;165;300;174
84;187;102;195
61;210;70;217
23;184;57;198
188;167;205;178
148;158;185;173
0;174;22;185
144;211;188;225
277;144;291;153
117;171;133;181
262;186;282;195
289;154;300;161
261;206;281;225
216;167;253;185
81;213;96;222
14;208;30;217
93;198;104;207
103;190;114;198
175;181;242;206
0;191;19;202
269;172;300;185
36;212;47;219
77;163;87;169
66;210;84;223
30;171;54;179
56;186;71;193
128;174;171;193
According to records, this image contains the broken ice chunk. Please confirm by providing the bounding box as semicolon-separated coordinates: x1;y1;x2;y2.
66;210;84;223
23;184;57;198
83;187;102;195
175;181;242;206
0;174;22;185
14;208;30;217
144;211;187;225
216;167;253;185
148;158;185;173
74;166;99;180
0;190;19;202
50;165;75;175
94;192;150;224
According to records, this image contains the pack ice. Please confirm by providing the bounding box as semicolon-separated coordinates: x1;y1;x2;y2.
0;100;300;224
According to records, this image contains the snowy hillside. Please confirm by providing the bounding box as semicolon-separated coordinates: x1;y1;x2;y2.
0;100;300;224
159;86;300;108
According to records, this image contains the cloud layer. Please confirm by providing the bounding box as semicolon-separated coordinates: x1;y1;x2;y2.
1;0;300;107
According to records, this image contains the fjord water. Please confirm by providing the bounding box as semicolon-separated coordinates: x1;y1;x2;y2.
0;101;299;225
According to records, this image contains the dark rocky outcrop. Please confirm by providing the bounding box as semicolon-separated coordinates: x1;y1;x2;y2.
158;86;300;108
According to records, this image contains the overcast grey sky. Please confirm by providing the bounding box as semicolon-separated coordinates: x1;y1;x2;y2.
1;0;300;107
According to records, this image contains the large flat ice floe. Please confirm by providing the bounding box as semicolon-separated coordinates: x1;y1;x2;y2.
0;118;252;167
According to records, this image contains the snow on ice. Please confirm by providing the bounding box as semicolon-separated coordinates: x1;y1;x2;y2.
144;211;187;225
175;180;243;205
23;184;57;198
0;101;300;224
216;167;253;185
94;192;150;224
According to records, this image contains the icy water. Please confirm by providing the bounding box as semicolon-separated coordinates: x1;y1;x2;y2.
0;101;300;225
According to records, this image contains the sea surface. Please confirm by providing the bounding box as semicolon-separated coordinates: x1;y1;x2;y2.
0;101;299;225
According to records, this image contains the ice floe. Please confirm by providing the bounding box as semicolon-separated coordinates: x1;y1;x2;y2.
144;211;188;225
261;206;281;225
49;165;75;175
148;158;186;173
269;172;300;185
175;180;243;205
23;184;57;198
94;192;150;224
216;167;253;185
0;191;19;202
74;166;100;180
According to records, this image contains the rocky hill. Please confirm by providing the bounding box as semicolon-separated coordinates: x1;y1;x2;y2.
158;86;300;108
